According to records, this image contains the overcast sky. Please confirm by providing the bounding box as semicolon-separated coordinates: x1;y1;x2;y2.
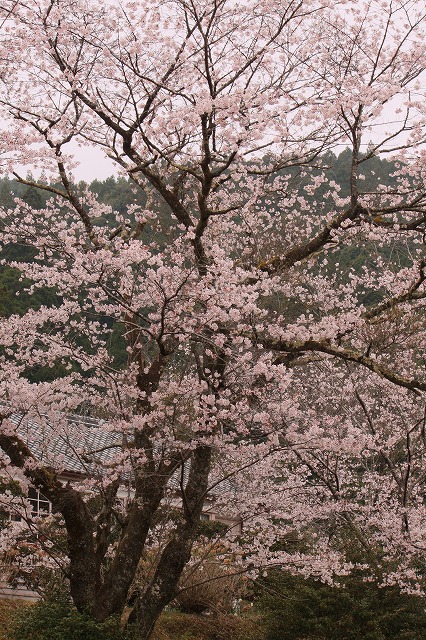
69;144;118;183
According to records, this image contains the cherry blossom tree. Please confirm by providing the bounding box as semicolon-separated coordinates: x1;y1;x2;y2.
0;0;425;636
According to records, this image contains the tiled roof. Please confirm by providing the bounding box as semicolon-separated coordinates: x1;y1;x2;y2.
5;411;234;495
8;412;122;476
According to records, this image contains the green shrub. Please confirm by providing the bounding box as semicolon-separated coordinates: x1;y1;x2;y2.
257;571;426;640
6;598;125;640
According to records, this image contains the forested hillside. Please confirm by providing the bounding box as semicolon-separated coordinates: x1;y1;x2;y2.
0;148;405;317
0;149;415;385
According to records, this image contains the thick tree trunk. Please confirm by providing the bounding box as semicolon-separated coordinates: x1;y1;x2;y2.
0;431;100;611
92;478;166;621
127;445;212;639
57;486;99;611
0;410;212;633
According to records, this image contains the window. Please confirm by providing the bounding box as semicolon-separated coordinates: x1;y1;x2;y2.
28;488;51;517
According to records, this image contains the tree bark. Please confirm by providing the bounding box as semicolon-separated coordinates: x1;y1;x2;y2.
127;445;212;639
92;468;169;620
0;430;100;611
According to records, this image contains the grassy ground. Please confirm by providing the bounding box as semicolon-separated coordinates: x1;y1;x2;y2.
151;610;264;640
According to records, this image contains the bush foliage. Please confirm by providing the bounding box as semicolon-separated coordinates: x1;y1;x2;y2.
257;571;426;640
6;598;124;640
